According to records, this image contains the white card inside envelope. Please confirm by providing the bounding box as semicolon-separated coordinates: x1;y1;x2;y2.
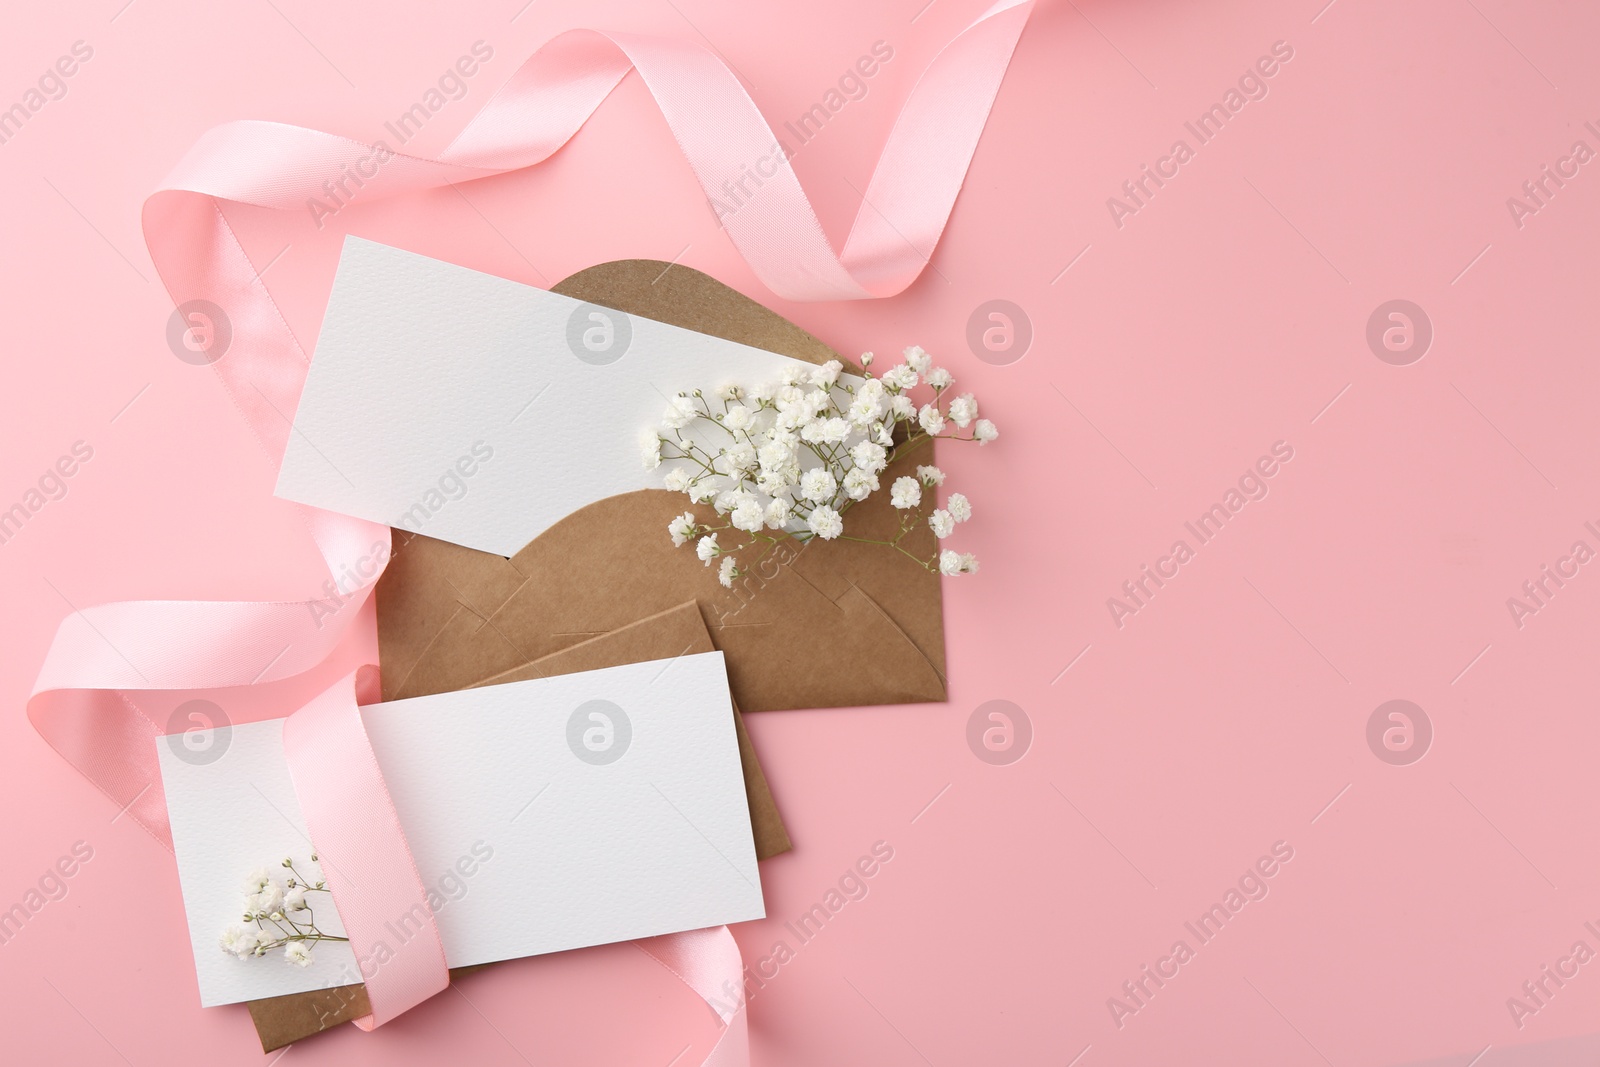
157;652;763;1006
276;236;826;556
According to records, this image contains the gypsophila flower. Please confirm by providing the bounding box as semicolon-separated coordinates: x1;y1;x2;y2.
939;550;964;576
662;394;698;430
765;497;791;529
650;347;996;580
669;512;698;547
250;882;284;918
756;470;791;497
807;505;844;540
843;468;878;501
724;441;756;474
881;364;918;391
811;360;843;387
947;393;978;428
220;925;259;959
800;467;837;504
731;498;765;534
959;553;979;574
757;439;792;472
889;477;922;510
848;393;884;428
222;856;346;967
851;440;887;473
641;433;663;470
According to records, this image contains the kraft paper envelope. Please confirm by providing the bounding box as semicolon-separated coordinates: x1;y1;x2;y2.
247;604;787;1050
374;257;947;716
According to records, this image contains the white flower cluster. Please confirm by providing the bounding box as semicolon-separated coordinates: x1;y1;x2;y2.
218;855;345;968
647;346;994;585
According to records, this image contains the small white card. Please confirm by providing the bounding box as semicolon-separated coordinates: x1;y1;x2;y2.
158;653;763;1006
276;237;825;556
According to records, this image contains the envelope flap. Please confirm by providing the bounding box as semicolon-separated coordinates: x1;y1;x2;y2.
551;260;843;369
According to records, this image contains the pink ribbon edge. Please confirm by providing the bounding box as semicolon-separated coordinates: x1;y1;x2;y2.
24;0;1036;1044
282;667;449;1028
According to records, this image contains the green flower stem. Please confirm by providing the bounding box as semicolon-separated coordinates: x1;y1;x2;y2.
837;535;937;570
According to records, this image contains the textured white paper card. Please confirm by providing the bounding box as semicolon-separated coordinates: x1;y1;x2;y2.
275;236;825;556
158;652;763;1006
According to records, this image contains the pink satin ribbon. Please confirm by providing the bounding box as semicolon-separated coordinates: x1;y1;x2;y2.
282;667;449;1028
636;927;750;1067
27;0;1034;1043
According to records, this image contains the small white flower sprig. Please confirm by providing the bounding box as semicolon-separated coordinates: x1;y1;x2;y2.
643;346;996;587
218;855;346;968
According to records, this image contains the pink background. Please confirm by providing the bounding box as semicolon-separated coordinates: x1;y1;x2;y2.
4;0;1599;1063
